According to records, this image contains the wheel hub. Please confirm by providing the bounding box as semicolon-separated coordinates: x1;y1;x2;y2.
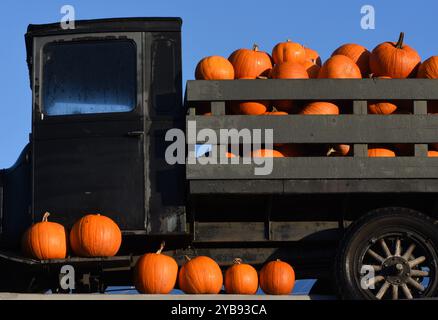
382;256;410;285
360;235;431;299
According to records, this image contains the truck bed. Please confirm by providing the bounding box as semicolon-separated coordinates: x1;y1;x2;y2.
185;79;438;194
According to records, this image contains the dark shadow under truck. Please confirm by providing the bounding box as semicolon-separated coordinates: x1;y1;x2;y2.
1;17;438;299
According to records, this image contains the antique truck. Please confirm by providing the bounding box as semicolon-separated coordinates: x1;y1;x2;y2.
1;17;438;300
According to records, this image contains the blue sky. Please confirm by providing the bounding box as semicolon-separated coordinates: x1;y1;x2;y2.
0;0;437;167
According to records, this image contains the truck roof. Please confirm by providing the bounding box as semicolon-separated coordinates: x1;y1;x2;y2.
24;17;183;86
26;17;182;35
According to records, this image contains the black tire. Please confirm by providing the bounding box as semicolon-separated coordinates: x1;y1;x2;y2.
335;207;438;300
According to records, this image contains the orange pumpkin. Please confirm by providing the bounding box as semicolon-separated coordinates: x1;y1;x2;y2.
272;40;306;65
302;59;321;78
178;256;223;294
277;145;301;157
70;214;122;257
270;62;308;112
417;56;438;79
428;151;438;157
368;148;396;157
370;32;421;78
21;212;67;260
195;56;235;80
269;61;308;79
251;149;285;158
368;101;398;115
304;47;322;66
299;102;340;115
229;44;273;79
231;101;269;115
259;259;295;295
134;242;178;294
224;258;259;294
318;55;361;79
327;144;351;156
332;43;371;77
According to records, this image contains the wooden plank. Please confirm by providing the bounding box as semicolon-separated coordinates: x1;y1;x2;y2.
187;157;438;180
211;101;225;115
189;180;283;194
194;222;266;242
186;115;438;144
190;179;438;194
186;79;438;101
353;100;368;157
193;221;339;242
414;101;429;157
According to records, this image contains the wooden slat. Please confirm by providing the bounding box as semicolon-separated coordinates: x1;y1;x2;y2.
186;115;438;144
187;157;438;180
193;221;339;242
186;79;438;101
190;179;438;194
414;101;428;157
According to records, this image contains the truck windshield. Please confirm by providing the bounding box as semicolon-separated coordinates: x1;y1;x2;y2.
42;40;137;116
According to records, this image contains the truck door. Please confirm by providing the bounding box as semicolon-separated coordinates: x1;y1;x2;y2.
31;33;147;231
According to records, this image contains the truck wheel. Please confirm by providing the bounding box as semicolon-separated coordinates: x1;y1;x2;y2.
335;207;438;300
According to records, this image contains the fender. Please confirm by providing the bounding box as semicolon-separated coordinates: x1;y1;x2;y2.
0;144;32;249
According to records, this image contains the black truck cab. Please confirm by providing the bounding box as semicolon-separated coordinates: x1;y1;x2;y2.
1;18;187;249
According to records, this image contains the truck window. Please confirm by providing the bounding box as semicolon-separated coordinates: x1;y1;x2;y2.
151;39;177;113
42;40;137;116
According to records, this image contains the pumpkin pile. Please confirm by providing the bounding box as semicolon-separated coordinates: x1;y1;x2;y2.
134;250;295;295
195;32;438;157
21;212;297;296
22;212;122;260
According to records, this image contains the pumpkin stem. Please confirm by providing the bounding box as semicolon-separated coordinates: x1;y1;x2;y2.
184;255;191;261
252;44;259;52
156;241;165;254
233;258;243;265
42;212;50;222
276;259;281;262
286;39;292;42
327;147;336;156
395;32;404;49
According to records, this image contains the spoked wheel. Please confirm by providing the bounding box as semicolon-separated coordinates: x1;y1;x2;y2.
360;232;435;299
335;207;438;300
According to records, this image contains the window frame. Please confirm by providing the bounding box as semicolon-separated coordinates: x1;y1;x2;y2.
33;32;143;123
